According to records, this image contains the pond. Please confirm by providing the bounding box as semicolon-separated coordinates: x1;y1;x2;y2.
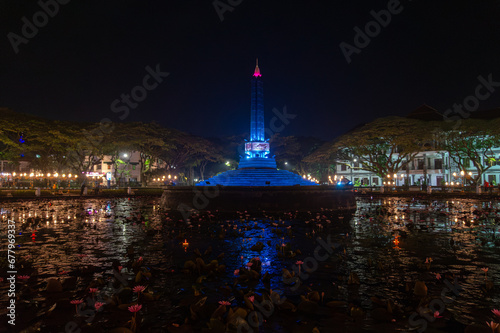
1;196;499;332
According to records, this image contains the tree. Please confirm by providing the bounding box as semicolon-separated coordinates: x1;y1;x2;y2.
318;117;431;178
271;135;327;179
441;118;500;185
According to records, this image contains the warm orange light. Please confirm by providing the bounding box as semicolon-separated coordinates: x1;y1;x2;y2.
182;239;189;247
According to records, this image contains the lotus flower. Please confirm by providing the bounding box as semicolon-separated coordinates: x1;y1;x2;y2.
482;267;489;280
248;296;254;303
492;309;500;317
218;301;231;306
234;269;239;276
70;299;83;314
89;288;98;293
128;304;142;313
95;302;104;311
133;285;146;294
296;260;304;274
435;273;441;280
486;321;499;332
433;311;443;318
18;275;30;281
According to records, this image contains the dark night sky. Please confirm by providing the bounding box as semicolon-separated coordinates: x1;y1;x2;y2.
2;0;500;140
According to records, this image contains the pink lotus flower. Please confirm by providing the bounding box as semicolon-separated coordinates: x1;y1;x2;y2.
133;285;146;293
246;262;253;267
482;267;489;280
89;288;98;294
296;261;304;274
234;269;239;276
118;266;123;272
218;301;231;306
59;270;69;275
18;275;30;280
128;304;142;313
138;257;143;262
425;257;432;264
435;273;441;280
433;311;443;318
248;296;254;303
70;299;84;314
492;309;500;317
95;302;104;311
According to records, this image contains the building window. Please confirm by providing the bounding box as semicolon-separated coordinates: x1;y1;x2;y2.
417;159;424;170
435;159;443;169
107;164;111;170
340;164;347;171
372;177;379;185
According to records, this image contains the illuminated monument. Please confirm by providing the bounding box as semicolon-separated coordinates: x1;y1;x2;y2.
197;60;317;186
161;60;354;213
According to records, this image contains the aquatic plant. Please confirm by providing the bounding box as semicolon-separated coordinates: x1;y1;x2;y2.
70;299;83;315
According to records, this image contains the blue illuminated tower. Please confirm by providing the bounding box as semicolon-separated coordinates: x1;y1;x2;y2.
250;59;264;143
196;61;317;186
239;59;275;168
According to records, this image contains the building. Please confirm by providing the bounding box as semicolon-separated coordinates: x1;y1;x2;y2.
335;106;500;186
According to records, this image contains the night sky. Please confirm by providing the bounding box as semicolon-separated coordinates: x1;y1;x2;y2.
2;0;500;140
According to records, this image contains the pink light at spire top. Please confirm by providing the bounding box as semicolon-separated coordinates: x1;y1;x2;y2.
253;58;261;77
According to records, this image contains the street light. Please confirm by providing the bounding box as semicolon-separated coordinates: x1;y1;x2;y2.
460;170;465;186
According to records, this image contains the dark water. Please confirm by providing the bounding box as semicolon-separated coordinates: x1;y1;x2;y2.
1;196;499;332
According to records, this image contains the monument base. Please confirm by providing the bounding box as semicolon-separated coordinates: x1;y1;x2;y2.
160;185;356;213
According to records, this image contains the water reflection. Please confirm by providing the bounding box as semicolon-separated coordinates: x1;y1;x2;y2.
0;196;499;331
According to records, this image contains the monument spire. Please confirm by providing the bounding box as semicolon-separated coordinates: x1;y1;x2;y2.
253;58;261;77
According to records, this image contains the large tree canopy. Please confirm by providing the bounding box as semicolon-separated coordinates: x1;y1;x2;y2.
309;117;433;178
440;118;500;185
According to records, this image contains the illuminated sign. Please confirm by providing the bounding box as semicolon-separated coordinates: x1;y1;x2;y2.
86;172;102;177
245;142;270;151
